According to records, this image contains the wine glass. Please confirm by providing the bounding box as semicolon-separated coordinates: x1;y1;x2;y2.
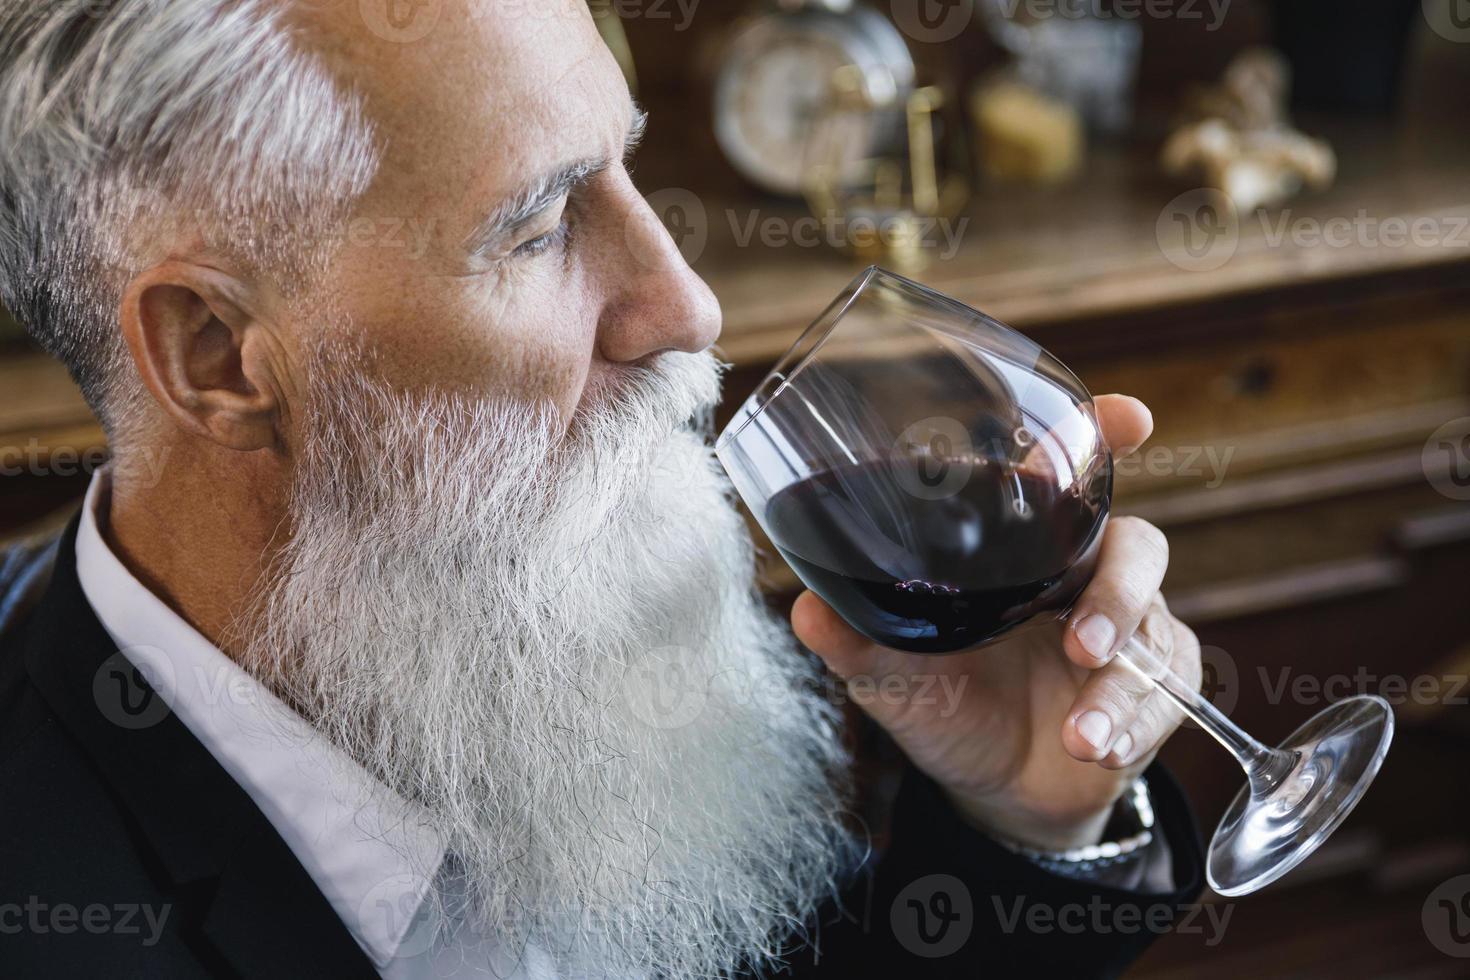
715;266;1393;896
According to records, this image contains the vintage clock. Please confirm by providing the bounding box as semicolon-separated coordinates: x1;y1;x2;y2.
713;0;916;196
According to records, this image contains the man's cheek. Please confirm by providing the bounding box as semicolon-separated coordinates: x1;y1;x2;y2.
481;285;598;407
511;336;594;426
470;272;517;323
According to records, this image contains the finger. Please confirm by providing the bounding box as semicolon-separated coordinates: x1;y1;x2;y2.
1094;394;1153;458
791;590;891;680
1102;615;1202;770
1064;515;1169;667
792;592;932;736
1061;597;1176;763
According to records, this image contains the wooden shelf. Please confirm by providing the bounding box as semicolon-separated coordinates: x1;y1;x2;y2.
0;351;103;459
702;129;1470;366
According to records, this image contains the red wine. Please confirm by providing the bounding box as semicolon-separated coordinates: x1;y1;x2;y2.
765;456;1108;654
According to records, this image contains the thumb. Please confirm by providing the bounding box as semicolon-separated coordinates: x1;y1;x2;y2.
791;590;905;684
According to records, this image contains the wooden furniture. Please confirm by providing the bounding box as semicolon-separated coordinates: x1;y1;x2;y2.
0;350;102;541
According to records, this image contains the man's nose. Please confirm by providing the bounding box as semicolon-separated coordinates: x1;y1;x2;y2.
596;181;721;364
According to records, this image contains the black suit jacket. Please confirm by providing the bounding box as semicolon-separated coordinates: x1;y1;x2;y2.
1;520;1205;978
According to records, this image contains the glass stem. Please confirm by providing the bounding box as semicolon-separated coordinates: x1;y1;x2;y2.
1112;634;1298;798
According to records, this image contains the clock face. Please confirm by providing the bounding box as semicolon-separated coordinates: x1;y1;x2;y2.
719;35;856;195
714;8;915;196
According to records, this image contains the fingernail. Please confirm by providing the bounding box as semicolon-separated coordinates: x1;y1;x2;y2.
1075;710;1112;752
1111;732;1134;761
1076;615;1117;662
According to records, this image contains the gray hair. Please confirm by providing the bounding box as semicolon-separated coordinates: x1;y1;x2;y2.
0;0;380;433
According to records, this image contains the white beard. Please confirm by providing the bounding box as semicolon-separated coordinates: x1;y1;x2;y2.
235;347;854;979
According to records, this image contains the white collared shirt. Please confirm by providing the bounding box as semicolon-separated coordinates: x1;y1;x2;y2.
75;471;556;979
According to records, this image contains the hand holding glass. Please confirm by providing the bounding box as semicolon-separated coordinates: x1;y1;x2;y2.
715;267;1392;896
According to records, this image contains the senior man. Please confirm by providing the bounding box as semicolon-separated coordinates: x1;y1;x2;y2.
0;2;1205;977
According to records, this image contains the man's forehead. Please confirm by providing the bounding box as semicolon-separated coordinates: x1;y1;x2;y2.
291;1;626;182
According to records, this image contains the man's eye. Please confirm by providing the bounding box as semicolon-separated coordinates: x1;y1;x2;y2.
513;221;569;259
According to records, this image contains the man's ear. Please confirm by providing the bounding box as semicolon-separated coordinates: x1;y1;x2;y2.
119;262;287;452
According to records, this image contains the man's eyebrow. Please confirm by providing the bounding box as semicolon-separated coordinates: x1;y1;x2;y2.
625;104;648;156
463;104;650;255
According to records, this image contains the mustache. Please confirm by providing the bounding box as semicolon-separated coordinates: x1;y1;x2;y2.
292;343;725;511
565;350;726;448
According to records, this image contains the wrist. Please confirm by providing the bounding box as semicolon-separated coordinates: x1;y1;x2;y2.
943;789;1115;851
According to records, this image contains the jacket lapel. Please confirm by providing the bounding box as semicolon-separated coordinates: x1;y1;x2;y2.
22;518;379;978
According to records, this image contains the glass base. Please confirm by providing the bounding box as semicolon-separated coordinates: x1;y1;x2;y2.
1206;695;1394;897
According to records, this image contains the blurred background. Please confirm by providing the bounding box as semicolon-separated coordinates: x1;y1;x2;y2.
4;0;1470;974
